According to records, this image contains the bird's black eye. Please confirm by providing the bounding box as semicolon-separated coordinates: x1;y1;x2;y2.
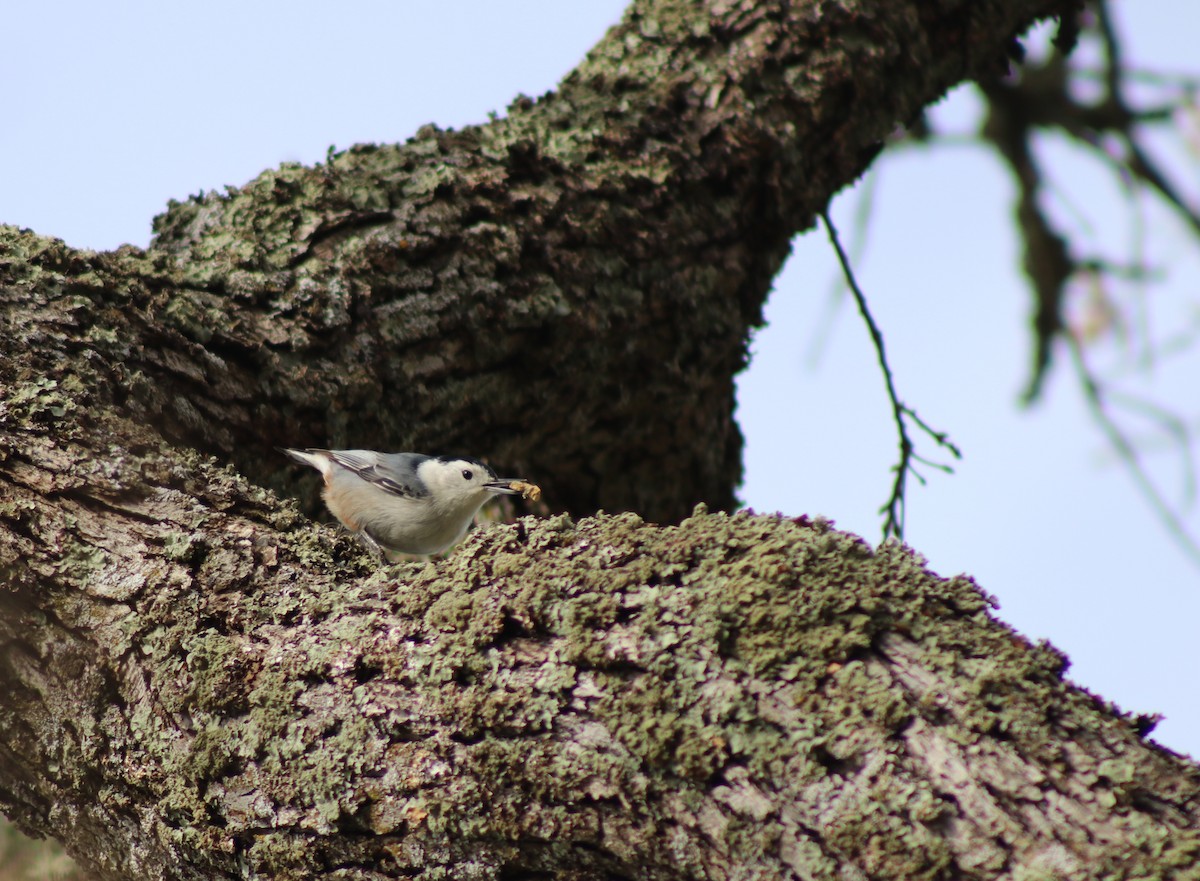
462;469;473;481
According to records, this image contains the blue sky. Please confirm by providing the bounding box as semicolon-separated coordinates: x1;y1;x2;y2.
4;2;1198;757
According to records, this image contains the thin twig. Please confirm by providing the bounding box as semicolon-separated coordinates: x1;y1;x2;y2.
1068;336;1200;567
1095;0;1200;235
821;209;961;540
1105;388;1197;509
1094;0;1123;101
806;172;881;369
1071;67;1200;90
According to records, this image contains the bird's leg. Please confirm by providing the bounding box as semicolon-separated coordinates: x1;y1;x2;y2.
354;529;386;563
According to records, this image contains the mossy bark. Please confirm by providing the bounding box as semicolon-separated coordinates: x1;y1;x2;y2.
4;0;1071;524
7;1;1196;880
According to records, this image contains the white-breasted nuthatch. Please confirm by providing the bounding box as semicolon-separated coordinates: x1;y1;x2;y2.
283;448;526;558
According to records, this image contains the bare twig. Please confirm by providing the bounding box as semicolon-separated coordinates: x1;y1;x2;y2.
1068;336;1200;567
821;209;961;541
1072;67;1200;90
1105;388;1197;509
1094;0;1200;235
974;0;1200;403
806;171;881;369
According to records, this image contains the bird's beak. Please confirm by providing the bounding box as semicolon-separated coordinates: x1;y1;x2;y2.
485;478;524;495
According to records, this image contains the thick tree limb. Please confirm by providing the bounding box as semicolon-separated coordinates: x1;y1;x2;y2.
8;1;1197;880
17;0;1074;523
2;407;1197;878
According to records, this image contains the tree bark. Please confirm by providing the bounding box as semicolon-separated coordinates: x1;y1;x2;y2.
25;0;1068;523
6;1;1198;879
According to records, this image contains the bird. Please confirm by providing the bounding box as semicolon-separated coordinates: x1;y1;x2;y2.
282;448;527;558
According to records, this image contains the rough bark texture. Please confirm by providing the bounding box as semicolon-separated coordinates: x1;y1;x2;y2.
2;438;1198;880
6;0;1198;880
42;0;1063;523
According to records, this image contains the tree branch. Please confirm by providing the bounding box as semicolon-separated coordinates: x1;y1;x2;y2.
11;2;1190;879
1067;337;1200;566
81;0;1077;523
821;211;960;540
2;414;1197;878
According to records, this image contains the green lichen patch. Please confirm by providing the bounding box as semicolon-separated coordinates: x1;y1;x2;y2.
2;377;78;425
89;503;1198;879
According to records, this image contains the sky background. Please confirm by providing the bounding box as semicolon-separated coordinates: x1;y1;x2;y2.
3;2;1198;758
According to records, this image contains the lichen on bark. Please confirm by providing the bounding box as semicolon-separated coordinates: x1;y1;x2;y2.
4;470;1198;879
6;1;1199;879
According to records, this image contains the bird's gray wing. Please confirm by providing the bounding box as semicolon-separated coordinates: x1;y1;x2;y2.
327;450;431;499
